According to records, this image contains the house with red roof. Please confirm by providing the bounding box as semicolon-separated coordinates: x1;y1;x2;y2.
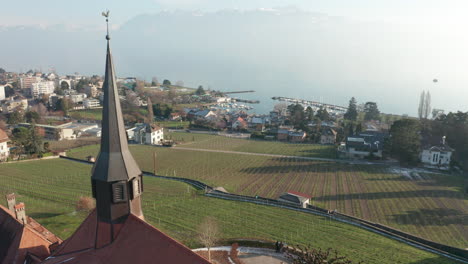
0;194;62;264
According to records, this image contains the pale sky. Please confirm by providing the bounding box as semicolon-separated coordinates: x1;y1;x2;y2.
1;0;468;28
1;1;468;115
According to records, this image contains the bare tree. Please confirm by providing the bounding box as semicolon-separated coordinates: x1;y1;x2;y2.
197;216;220;261
76;196;95;212
274;103;288;116
418;90;431;120
175;80;184;87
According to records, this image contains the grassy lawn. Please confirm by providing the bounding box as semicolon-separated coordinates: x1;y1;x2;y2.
156;120;190;128
168;132;337;158
67;144;468;249
0;159;457;264
69;109;103;120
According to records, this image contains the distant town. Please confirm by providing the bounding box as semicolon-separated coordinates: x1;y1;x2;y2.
0;67;466;174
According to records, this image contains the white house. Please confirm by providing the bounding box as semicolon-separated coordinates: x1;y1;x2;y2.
278;191;311;208
0;85;5;101
0;129;10;161
128;123;164;145
83;98;100;109
421;137;454;168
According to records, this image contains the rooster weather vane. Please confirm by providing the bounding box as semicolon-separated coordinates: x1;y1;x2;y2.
102;10;110;40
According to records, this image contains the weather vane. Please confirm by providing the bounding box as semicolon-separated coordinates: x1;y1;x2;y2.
102;10;110;40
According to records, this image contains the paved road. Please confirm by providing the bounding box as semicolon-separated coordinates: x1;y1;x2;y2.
171;146;392;165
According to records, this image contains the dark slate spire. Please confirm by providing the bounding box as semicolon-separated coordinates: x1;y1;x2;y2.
91;13;144;240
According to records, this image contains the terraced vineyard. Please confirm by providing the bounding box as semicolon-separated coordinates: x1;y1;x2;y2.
68;144;468;249
0;159;457;264
167;131;337;158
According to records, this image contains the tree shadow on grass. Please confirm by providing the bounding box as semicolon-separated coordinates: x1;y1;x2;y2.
315;189;462;202
410;256;463;264
390;208;468;226
28;212;62;219
238;163;385;175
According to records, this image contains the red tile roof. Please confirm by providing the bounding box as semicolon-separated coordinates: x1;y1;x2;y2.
0;205;61;264
42;210;211;264
287;191;312;199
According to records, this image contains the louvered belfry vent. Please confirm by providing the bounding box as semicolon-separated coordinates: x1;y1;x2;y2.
131;177;142;199
112;182;127;203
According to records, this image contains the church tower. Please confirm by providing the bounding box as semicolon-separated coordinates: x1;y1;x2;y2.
91;14;144;247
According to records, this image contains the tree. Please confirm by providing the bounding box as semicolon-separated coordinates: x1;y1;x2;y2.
385;119;421;164
25;111;40;123
147;98;154;123
175;80;184;87
4;86;15;97
288;104;305;127
273;103;288;116
0;68;5;74
195;85;205;95
418;90;431;120
197;216;220;262
286;245;362;264
76;196;95;212
305;106;314;121
315;107;330;121
60;81;70;90
151;77;159;86
31;103;48;117
162;79;171;86
344;97;358;121
364;102;380;121
7;111;24;125
56;98;72;116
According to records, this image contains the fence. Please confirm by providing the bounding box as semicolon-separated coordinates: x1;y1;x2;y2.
59;155;468;263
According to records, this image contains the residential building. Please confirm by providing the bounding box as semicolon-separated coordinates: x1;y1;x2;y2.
277;128;290;141
421;137;454;168
289;130;307;142
128;123;164;145
20;76;41;90
0;85;5;101
339;131;387;159
320;128;337;145
31;81;55;98
232;117;248;130
278;191;311;208
18;122;76;141
68;93;87;103
83;98;100;108
1;97;28;113
84;84;98;97
169;112;181;121
0;129;9;161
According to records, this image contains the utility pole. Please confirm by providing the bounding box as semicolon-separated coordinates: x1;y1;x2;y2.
153;151;157;175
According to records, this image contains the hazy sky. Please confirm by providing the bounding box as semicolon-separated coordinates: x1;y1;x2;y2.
1;1;468;116
2;0;468;27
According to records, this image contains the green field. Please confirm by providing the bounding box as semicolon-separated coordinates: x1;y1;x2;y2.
67;144;468;249
69;108;103;120
168;132;338;158
0;159;457;264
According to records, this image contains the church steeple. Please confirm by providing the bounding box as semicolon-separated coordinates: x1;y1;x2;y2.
91;12;144;245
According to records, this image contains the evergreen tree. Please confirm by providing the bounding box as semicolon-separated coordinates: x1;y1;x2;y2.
344;97;358;121
315;107;330;121
364;102;380;121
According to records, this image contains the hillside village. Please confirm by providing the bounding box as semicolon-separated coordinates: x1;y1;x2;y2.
0;67;466;173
